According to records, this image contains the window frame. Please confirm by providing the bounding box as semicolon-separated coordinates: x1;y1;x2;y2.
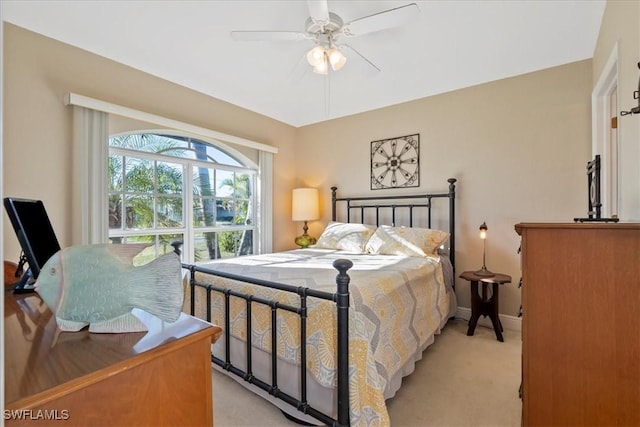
108;131;259;263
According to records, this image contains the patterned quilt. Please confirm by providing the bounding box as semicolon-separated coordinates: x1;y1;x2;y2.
184;248;451;426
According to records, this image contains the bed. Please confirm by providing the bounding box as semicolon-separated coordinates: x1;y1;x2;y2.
182;178;457;426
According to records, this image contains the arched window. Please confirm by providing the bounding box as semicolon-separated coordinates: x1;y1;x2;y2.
108;132;257;264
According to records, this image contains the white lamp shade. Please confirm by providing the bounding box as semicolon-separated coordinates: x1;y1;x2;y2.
306;46;325;67
312;58;329;75
327;48;347;71
292;188;319;221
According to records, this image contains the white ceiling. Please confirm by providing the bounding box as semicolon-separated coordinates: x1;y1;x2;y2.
3;0;606;128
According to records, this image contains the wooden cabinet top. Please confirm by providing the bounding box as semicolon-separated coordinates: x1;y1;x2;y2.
4;291;220;407
515;222;640;235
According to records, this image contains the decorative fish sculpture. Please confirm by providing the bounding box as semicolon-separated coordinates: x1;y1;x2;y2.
35;244;184;333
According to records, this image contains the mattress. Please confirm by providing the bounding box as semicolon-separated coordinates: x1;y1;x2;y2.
184;248;455;426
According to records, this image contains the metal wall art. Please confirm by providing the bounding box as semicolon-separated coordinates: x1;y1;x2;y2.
370;133;420;190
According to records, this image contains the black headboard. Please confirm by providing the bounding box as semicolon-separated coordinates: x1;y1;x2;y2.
331;178;457;270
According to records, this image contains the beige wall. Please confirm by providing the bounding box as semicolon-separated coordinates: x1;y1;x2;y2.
592;0;640;221
3;23;596;318
296;60;593;316
2;23;298;259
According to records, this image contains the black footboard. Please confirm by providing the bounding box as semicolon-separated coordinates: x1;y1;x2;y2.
183;258;353;427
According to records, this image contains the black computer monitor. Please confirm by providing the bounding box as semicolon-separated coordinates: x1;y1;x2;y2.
3;197;61;292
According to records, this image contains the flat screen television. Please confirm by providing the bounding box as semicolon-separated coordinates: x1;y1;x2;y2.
3;197;61;293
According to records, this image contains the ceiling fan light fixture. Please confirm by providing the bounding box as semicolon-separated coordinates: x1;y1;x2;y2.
327;48;347;71
306;45;325;67
307;45;347;73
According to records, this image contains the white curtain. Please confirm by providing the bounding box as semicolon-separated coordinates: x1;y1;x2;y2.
72;106;109;245
258;151;273;254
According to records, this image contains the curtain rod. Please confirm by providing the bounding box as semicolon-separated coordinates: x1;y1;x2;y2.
64;93;278;154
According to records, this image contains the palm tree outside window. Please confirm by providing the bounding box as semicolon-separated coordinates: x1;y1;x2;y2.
108;133;257;264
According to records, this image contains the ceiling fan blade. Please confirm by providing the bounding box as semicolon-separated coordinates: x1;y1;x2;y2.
307;0;330;24
230;31;309;42
343;3;419;37
342;44;381;73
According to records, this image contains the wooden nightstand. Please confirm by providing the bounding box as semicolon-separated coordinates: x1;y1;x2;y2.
460;271;511;342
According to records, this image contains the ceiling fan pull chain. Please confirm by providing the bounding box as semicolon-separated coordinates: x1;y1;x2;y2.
325;70;331;117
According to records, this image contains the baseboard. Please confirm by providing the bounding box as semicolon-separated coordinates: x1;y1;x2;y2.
455;307;521;332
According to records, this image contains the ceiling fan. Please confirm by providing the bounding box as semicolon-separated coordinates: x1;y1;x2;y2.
231;1;419;75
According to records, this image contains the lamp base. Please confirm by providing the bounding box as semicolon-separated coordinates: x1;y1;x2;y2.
474;267;495;277
295;233;317;249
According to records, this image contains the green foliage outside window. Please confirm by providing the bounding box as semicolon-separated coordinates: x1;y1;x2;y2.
108;133;255;262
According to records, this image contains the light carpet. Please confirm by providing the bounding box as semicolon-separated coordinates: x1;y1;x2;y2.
212;318;522;426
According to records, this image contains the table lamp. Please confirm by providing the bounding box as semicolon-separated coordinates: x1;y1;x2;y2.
475;221;494;277
292;188;319;248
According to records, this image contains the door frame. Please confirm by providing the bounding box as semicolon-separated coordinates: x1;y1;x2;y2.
591;43;619;217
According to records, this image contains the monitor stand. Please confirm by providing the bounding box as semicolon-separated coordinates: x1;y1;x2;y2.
13;269;36;294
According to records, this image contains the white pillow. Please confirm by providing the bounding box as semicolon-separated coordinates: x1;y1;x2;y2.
365;225;449;258
314;222;377;253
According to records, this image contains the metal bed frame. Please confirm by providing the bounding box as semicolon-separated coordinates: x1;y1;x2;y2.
182;177;456;427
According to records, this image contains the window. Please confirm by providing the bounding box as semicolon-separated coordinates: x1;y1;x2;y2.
108;133;257;264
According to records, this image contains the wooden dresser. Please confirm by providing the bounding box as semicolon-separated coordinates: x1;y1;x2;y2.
515;222;640;426
4;292;221;426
